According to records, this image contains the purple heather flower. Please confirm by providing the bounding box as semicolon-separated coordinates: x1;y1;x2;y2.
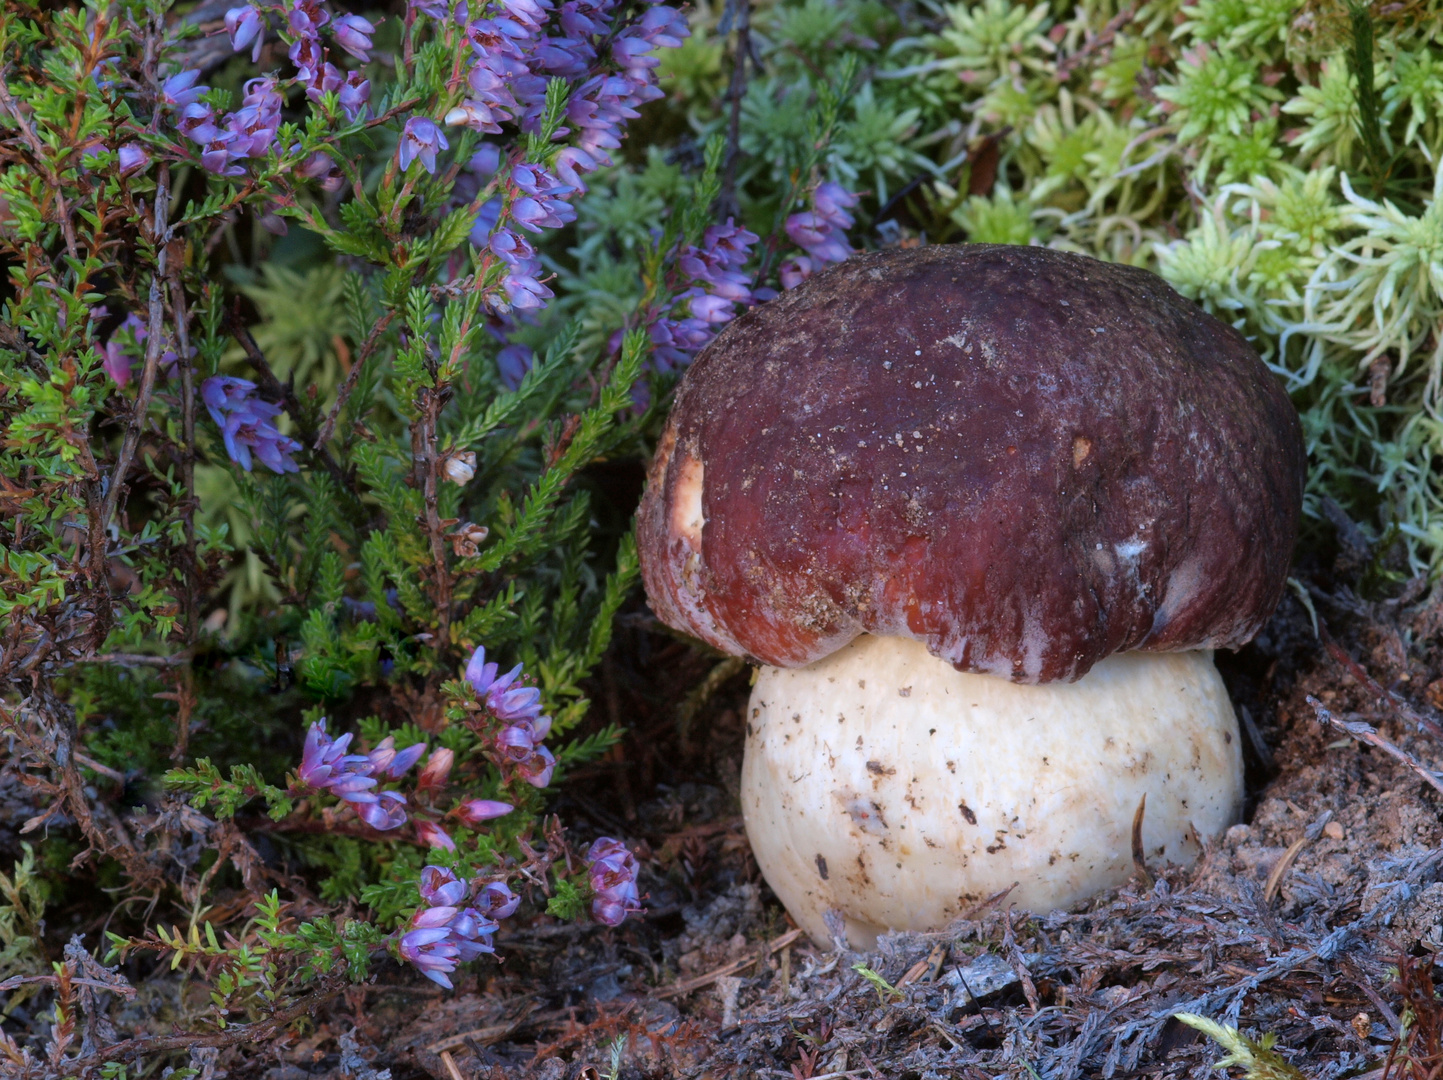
225;5;265;60
497;343;534;390
118;144;149;176
159;70;208;109
516;744;555;787
101;339;133;386
199;131;243;175
645;218;758;370
688;292;734;324
412;904;460;929
398;117;449;173
288;0;330;34
419;866;469;907
416;747;455;791
298;150;344;191
507;163;575;232
400;927;459;988
202;375;254;422
474;880;520;919
332;13;376;59
220;402;302;471
416;820;457;850
780;256;813;291
338;72;371;122
783;182;857;288
553;146;597;191
201;375;302;473
289;34;324;84
324;759;381;804
297;720;356;788
358;790;408;830
448;908;499;959
400;866;517;987
307;62;345;102
470;144;502;177
368;736;428;779
465;646;513;699
456;798;514;824
227;104;280;159
585;837;641;927
492;680;543;721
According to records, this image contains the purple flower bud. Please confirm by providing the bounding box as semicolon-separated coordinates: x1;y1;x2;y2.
338;72;371;122
813;181;858;222
592;895;631;927
585;837;641;926
297;719;349;789
101;340;133;386
449;905;498;941
417;747;454;791
689;293;734;324
389;741;428;778
365;736;398;774
327;768;380;803
446;101;500;133
474;880;520;919
202;376;302;473
416;820;457;850
399;927;459;988
288;0;330;34
420;865;468;907
358;790;408;830
780;256;814;291
332;14;376;60
412;904;460;928
160;70;208;109
117;143;149;176
518;744;555;788
456;798;514;824
490;682;542;722
398;117;449;173
225;5;265;60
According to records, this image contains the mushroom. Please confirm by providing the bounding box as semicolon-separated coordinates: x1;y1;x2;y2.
637;244;1305;948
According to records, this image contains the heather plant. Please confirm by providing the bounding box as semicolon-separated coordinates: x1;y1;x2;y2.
6;0;1443;1071
0;0;888;1063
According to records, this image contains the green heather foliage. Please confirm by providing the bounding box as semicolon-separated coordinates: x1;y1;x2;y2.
2;0;1443;1067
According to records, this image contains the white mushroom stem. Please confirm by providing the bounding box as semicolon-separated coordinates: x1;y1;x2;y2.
741;634;1243;949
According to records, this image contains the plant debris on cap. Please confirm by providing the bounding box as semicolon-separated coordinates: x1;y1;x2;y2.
638;243;1306;683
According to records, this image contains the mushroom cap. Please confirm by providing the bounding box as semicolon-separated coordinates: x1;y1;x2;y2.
638;244;1305;683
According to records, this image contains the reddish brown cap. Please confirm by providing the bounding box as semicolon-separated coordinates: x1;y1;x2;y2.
637;244;1305;683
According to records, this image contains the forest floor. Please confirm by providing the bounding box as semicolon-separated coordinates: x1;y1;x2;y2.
222;552;1443;1080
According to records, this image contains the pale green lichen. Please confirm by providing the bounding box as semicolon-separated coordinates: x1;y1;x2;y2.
1173;1012;1306;1080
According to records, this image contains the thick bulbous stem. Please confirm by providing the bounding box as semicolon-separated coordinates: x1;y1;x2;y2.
741;635;1243;948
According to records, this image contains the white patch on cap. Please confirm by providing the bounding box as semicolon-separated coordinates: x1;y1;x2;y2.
1019;603;1047;682
1116;537;1147;561
671;453;705;552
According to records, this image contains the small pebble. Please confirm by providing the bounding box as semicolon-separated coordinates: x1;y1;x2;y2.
1323;821;1345;841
